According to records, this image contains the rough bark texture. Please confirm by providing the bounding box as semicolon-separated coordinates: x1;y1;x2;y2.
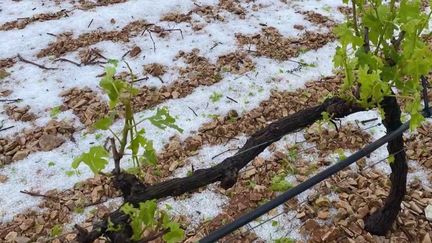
76;97;363;243
364;96;408;235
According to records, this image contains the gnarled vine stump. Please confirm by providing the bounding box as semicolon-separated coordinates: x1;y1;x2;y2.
365;96;408;235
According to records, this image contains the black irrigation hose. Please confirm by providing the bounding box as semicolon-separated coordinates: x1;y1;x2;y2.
201;107;432;242
200;78;432;243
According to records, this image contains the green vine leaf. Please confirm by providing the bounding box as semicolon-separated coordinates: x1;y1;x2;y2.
99;62;131;108
162;221;185;243
50;224;63;237
108;59;119;66
50;106;62;119
270;175;293;192
148;107;183;133
107;217;122;232
388;155;395;164
129;129;157;166
334;23;363;47
274;238;296;243
121;201;159;241
142;139;157;166
72;146;109;174
334;0;432;129
139;200;157;226
94;115;114;130
121;203;144;241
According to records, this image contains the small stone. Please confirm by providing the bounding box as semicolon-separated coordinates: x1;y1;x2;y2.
336;200;354;214
184;136;202;151
253;185;266;192
335;207;348;219
91;185;104;203
357;206;369;219
21;112;36;122
294;24;305;30
50;210;58;220
302;219;320;232
237;202;247;211
5;231;18;241
169;160;179;172
404;220;416;227
73;99;87;109
15;237;31;243
172;91;180;99
129;46;142;57
44;122;59;134
15;106;29;113
322;227;340;242
4;141;18;152
0;69;10;79
192;24;205;31
0;174;8;183
318;210;329;219
356;219;364;229
348;223;363;236
66;233;77;241
0;155;12;165
310;228;326;242
253;157;265;167
422;233;431;243
19;218;34;231
243;168;256;179
12;112;22;120
143;63;166;77
34;224;44;234
12;149;29;161
249;192;262;201
38;134;65;151
18;136;26;145
425;204;432;221
296;211;306;219
410;201;423;214
273;151;286;160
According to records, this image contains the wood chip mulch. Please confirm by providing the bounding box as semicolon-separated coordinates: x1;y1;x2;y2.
406;123;432;169
77;0;128;10
0;10;71;31
4;104;38;122
143;63;167;77
304;122;372;155
60;87;110;127
37;20;165;58
0;175;120;243
300;11;336;29
0;58;17;69
236;27;336;61
0;120;75;165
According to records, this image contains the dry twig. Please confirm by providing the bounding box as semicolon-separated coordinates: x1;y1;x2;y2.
17;54;58;70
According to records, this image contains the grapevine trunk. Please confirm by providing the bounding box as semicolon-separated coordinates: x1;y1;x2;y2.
364;96;408;235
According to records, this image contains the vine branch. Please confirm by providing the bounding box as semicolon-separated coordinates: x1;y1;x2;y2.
76;97;363;242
